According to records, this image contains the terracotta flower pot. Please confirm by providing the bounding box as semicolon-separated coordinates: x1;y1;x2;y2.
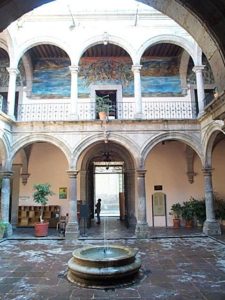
173;218;181;228
34;222;49;237
185;219;193;228
98;111;107;120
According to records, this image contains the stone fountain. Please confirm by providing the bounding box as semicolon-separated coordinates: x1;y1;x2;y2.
67;244;141;288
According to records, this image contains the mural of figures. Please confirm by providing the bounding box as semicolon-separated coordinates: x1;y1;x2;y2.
0;59;10;87
30;56;184;98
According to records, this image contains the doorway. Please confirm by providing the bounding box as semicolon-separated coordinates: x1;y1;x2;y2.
94;162;124;217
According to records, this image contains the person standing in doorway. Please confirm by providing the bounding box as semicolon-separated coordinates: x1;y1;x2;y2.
95;198;101;224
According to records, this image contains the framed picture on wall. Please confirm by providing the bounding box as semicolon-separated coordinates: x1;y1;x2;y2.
59;187;67;199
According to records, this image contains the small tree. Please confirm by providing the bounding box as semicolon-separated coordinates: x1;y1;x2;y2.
95;95;114;114
33;183;54;223
170;203;182;219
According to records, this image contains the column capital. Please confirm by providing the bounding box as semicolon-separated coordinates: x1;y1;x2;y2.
67;170;79;178
132;64;142;73
192;65;205;73
0;171;13;178
7;67;19;75
136;169;146;177
69;65;79;73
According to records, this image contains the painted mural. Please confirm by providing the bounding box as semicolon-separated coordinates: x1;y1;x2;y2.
0;58;26;87
31;56;182;98
141;57;182;96
187;56;215;85
32;59;71;97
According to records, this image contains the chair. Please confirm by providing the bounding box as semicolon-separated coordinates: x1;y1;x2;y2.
56;214;69;236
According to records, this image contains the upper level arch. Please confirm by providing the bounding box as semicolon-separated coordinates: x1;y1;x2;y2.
137;34;196;65
74;34;136;66
14;36;72;67
137;0;225;92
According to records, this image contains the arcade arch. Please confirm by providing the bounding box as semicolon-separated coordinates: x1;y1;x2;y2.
10;141;70;227
205;130;225;198
144;139;204;227
77;140;137;228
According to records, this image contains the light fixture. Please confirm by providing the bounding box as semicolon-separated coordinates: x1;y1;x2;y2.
102;142;112;170
68;5;76;30
103;32;109;45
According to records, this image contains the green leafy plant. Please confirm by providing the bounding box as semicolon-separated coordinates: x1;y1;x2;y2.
190;197;206;225
214;196;225;220
170;203;182;219
0;221;7;238
33;183;54;223
181;200;195;221
95;95;114;114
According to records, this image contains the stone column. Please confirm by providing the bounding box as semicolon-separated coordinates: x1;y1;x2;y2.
7;67;19;119
69;65;79;119
132;64;142;119
11;165;21;227
65;170;79;239
135;169;149;238
202;168;221;235
0;171;13;236
192;65;205;116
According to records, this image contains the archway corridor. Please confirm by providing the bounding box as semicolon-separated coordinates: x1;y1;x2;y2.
78;140;137;238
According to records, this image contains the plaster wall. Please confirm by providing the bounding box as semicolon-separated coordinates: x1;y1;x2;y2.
145;141;204;227
18;143;70;216
212;139;225;198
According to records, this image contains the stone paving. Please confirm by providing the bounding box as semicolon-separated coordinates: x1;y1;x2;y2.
1;234;225;300
1;218;225;299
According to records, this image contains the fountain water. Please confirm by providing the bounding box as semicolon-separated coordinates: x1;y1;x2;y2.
67;217;141;288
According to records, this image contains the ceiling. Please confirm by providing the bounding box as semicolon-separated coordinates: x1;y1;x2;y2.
15;43;182;66
0;41;185;66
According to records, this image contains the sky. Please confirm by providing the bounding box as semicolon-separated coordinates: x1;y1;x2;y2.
31;0;155;15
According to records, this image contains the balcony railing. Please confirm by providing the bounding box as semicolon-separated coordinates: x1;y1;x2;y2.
143;101;196;119
17;102;71;121
17;100;196;122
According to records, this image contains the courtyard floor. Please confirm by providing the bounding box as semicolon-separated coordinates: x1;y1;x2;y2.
0;220;225;299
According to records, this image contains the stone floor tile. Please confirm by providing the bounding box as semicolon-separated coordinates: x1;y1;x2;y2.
1;226;225;299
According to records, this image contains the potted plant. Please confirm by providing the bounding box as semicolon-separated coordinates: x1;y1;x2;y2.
95;95;114;120
181;200;194;228
170;203;182;228
33;183;54;237
190;197;206;227
0;221;7;239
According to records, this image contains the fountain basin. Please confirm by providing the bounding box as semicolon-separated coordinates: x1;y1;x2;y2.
67;245;141;287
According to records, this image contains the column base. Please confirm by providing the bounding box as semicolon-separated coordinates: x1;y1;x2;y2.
65;222;79;240
5;223;13;237
135;223;149;238
203;220;221;235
